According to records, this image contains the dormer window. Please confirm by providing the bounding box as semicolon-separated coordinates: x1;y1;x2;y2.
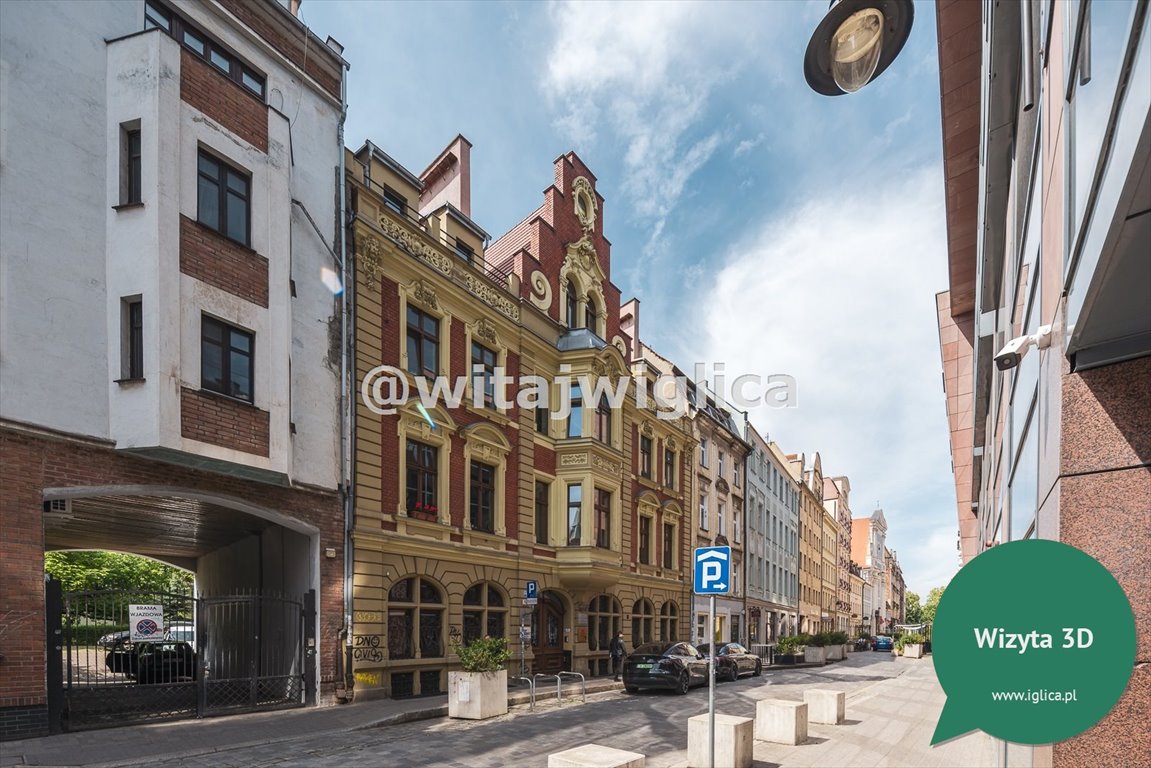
454;238;474;264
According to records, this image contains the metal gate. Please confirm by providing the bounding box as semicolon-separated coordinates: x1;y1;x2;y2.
46;580;314;733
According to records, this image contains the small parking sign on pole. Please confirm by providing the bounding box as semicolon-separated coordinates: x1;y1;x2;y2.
694;546;731;768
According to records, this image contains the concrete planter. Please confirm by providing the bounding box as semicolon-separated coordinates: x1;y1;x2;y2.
803;646;826;664
448;669;508;720
826;644;844;661
845;643;855;653
905;644;924;659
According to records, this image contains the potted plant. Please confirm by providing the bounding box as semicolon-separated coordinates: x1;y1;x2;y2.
448;635;511;719
804;632;828;665
775;635;801;665
902;632;926;659
826;631;849;660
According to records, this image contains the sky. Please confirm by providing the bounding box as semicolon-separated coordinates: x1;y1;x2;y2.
301;0;956;597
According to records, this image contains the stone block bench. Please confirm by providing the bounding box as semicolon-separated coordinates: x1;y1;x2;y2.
755;699;808;745
548;744;646;768
804;688;845;724
687;713;753;767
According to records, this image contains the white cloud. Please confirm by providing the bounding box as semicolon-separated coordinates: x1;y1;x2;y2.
733;133;766;158
688;164;956;597
543;1;783;243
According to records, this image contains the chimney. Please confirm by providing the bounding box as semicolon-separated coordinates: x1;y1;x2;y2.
419;135;473;217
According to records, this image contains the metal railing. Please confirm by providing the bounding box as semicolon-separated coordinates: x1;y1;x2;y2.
508;676;535;711
532;670;587;705
749;643;776;666
533;673;561;703
558;671;586;703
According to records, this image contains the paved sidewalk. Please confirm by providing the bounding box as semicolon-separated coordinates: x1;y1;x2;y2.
0;676;622;768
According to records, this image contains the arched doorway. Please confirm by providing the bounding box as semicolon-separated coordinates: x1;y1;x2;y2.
530;590;566;674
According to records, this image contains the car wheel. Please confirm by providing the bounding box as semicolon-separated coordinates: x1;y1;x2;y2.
724;664;738;682
753;661;762;677
626;686;640;694
676;671;690;695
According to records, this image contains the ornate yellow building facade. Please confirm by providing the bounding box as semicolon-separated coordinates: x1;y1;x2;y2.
346;138;692;698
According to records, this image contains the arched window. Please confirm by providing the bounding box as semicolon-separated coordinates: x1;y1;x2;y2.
567;384;583;438
387;577;444;659
660;601;679;642
462;582;507;644
631;598;654;646
587;594;621;651
566;279;578;329
585;294;598;331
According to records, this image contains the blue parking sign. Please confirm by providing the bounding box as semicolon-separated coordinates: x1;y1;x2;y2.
694;547;731;595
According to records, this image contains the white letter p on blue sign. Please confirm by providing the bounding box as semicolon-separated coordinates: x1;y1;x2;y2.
694;546;732;595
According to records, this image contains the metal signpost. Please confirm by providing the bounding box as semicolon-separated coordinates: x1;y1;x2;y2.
694;546;731;768
522;581;538;677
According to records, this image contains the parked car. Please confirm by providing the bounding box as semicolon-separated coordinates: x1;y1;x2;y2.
622;641;711;695
97;629;130;649
135;641;197;684
697;642;762;681
104;637;138;676
873;635;894;651
165;621;196;650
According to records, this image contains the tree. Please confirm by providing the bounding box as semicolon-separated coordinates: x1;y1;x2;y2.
904;591;924;624
922;586;945;624
44;551;194;620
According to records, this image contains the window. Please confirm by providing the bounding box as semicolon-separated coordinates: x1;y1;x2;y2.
534;480;550;545
471;342;496;406
405;440;438;516
631;599;654;646
535;403;549;434
566;279;578;329
145;2;264;98
197;151;249;246
454;238;474;264
733;510;740;543
662;522;675;569
639;435;652;479
718;501;726;537
588;595;621;651
699;438;708;466
121;297;143;380
462;582;506;644
594;489;611;549
699;495;708;530
567;384;583;438
567;484;582;545
663;448;676;489
120;125;142;205
595;393;611;443
719;450;726;478
406;306;439;377
383;187;407;217
585;294;598;332
660;601;679;642
201;315;253;401
638;515;652;564
733;461;741;487
387;577;443;659
469;461;496;533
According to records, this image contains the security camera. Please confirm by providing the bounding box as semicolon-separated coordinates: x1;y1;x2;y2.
994;325;1052;371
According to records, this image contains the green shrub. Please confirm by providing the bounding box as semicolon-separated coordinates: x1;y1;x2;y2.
829;631;850;645
904;632;926;644
453;635;511;673
776;636;802;656
807;632;830;647
68;623;126;646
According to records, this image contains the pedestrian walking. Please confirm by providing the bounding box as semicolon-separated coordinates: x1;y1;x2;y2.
609;631;626;681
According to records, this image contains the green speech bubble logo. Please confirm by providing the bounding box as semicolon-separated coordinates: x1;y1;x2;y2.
931;539;1135;745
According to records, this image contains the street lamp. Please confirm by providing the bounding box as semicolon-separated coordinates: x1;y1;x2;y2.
803;0;914;95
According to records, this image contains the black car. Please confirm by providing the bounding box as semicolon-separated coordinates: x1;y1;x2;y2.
698;642;763;681
622;641;711;695
135;641;197;684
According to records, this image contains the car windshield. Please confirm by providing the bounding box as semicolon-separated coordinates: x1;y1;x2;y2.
632;642;673;656
696;643;712;655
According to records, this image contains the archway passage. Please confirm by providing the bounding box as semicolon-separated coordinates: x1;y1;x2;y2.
530;591;566;674
42;491;319;733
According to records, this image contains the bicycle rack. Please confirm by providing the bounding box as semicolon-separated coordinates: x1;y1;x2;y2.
533;673;561;703
557;671;586;703
509;675;536;711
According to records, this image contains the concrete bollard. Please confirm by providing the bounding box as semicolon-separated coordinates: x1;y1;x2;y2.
755;699;808;745
687;713;754;768
803;688;846;724
548;744;646;768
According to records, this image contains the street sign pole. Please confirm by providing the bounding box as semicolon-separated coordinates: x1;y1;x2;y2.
708;593;716;768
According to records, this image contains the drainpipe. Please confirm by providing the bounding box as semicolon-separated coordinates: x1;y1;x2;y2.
332;44;354;703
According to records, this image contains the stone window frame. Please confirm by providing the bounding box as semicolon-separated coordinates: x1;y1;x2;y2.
631;598;655;646
661;501;683;571
461;423;512;538
659;600;680;642
462;581;509;644
395;402;455;524
386;575;446;661
587;594;621;652
397;279;452;381
463;317;509;417
534;475;554;546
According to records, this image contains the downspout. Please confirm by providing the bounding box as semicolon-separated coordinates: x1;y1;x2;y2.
335;51;355;703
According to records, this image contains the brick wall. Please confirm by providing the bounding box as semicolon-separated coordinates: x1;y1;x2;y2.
180;387;270;457
215;0;342;101
0;427;341;740
180;49;268;153
180;216;269;307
